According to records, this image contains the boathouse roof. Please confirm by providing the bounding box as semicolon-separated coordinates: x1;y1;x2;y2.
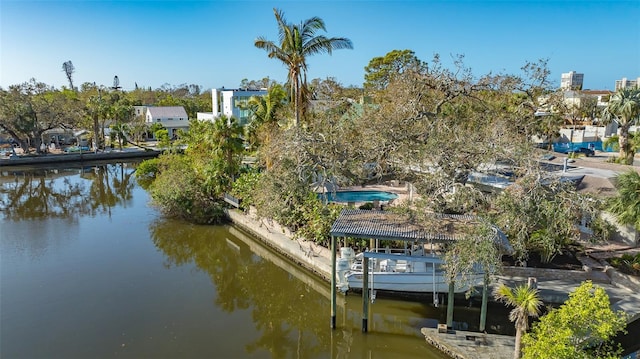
330;209;511;250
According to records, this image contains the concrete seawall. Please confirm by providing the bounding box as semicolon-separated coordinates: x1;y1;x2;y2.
225;209;333;282
0;150;161;167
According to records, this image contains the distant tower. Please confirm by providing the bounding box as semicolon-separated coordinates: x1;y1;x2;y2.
561;71;584;90
614;77;640;91
112;76;122;91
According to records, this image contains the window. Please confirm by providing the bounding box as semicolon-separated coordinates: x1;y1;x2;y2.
168;118;173;121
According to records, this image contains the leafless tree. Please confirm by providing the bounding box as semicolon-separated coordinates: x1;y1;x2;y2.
62;61;75;90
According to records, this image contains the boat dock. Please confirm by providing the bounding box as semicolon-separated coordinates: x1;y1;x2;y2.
421;328;514;359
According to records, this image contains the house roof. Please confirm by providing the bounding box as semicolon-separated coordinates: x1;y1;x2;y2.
582;90;613;95
147;106;188;118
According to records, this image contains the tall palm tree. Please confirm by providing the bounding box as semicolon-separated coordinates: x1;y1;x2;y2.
608;170;640;231
602;88;640;164
255;8;353;126
494;283;542;359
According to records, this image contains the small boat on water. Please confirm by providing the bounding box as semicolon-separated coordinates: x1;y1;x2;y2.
336;246;483;295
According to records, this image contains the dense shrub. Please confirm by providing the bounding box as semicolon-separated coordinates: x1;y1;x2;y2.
230;170;262;210
134;118;244;224
135;157;160;189
147;154;226;224
296;193;342;246
136;149;233;224
358;202;374;210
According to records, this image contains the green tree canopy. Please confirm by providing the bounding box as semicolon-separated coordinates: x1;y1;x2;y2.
0;79;82;152
364;49;424;92
243;83;288;157
522;281;627;359
492;176;597;263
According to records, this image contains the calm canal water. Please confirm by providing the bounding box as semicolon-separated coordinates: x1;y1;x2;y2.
1;161;515;358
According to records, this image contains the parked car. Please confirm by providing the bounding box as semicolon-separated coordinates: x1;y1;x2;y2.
571;147;595;157
554;146;595;157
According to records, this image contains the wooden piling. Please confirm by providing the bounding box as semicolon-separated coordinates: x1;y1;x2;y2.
447;281;455;328
331;236;336;329
362;256;369;333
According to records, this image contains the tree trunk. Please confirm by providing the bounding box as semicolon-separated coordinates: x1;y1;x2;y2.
619;125;629;163
446;281;455;328
18;139;29;153
93;113;100;153
35;137;44;154
294;75;300;127
513;327;523;359
32;130;46;154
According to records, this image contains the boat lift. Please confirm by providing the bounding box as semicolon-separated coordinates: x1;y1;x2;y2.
329;209;511;333
357;250;446;331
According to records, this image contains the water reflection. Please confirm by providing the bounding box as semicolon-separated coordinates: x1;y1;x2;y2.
0;162;136;220
0;163;502;358
151;220;332;358
151;220;477;358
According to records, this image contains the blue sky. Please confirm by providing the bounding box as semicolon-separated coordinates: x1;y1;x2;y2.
1;0;638;92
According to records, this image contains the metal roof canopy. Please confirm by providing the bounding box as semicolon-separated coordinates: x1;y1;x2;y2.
330;209;511;251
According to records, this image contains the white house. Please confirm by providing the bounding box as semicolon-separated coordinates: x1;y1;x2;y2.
197;88;268;126
146;106;189;139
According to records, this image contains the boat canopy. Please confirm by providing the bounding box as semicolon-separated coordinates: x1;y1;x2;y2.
330;209;513;253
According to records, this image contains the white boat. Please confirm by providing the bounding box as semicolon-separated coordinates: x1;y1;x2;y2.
336;247;483;295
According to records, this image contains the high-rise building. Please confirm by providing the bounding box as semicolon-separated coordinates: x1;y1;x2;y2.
614;77;640;91
561;71;584;90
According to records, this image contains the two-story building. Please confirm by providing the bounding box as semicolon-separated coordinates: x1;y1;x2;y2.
197;87;268;126
146;106;189;139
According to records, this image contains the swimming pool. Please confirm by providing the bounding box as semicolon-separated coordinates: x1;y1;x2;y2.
319;190;399;203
